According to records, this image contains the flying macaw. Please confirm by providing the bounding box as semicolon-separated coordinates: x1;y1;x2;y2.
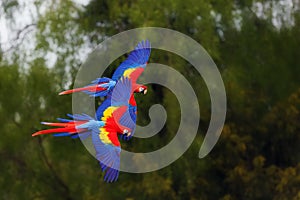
32;78;135;182
95;89;141;141
59;40;151;97
59;40;151;140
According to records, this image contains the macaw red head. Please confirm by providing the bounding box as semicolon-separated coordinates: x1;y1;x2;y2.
134;85;147;95
118;125;132;137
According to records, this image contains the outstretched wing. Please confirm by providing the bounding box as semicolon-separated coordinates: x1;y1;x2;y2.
93;105;128;182
111;77;132;107
111;40;151;81
91;124;121;182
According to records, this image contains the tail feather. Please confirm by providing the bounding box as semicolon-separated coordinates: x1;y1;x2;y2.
68;113;94;121
32;117;89;137
91;77;112;84
41;122;75;127
56;118;73;123
32;126;81;136
53;131;91;140
58;78;116;97
32;114;102;139
53;132;75;137
84;90;110;97
59;85;106;95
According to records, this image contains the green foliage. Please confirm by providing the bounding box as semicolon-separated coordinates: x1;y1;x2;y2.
0;0;300;199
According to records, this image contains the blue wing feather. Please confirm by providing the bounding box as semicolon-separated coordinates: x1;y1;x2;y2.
111;40;151;81
53;115;121;182
95;97;112;120
91;128;121;182
119;106;136;140
111;78;132;106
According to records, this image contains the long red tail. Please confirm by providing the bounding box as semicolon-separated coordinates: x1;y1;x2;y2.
32;121;87;137
59;85;106;95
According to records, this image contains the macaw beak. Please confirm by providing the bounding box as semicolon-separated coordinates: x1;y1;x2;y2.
143;89;147;95
127;132;131;137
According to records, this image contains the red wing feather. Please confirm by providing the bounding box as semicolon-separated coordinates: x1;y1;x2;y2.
128;67;144;84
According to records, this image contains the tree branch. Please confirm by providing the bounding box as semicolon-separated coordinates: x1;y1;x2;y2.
37;137;73;200
1;23;36;53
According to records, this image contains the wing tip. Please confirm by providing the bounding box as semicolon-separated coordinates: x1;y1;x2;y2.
136;39;151;50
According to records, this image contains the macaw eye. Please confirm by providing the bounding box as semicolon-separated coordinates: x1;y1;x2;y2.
123;129;128;134
139;87;143;92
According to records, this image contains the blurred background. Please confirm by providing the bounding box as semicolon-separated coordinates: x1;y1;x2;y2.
0;0;300;199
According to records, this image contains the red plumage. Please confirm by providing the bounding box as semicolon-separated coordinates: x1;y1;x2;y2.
32;121;87;136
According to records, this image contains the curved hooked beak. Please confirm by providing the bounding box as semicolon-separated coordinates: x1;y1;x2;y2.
143;89;147;95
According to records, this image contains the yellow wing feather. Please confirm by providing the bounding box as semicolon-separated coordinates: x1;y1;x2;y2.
99;106;118;144
101;106;118;121
123;68;135;78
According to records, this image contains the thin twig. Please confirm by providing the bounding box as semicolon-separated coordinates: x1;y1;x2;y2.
1;23;36;53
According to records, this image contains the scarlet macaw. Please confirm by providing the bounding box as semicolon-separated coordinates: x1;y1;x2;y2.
32;78;135;182
59;40;151;97
95;91;141;141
